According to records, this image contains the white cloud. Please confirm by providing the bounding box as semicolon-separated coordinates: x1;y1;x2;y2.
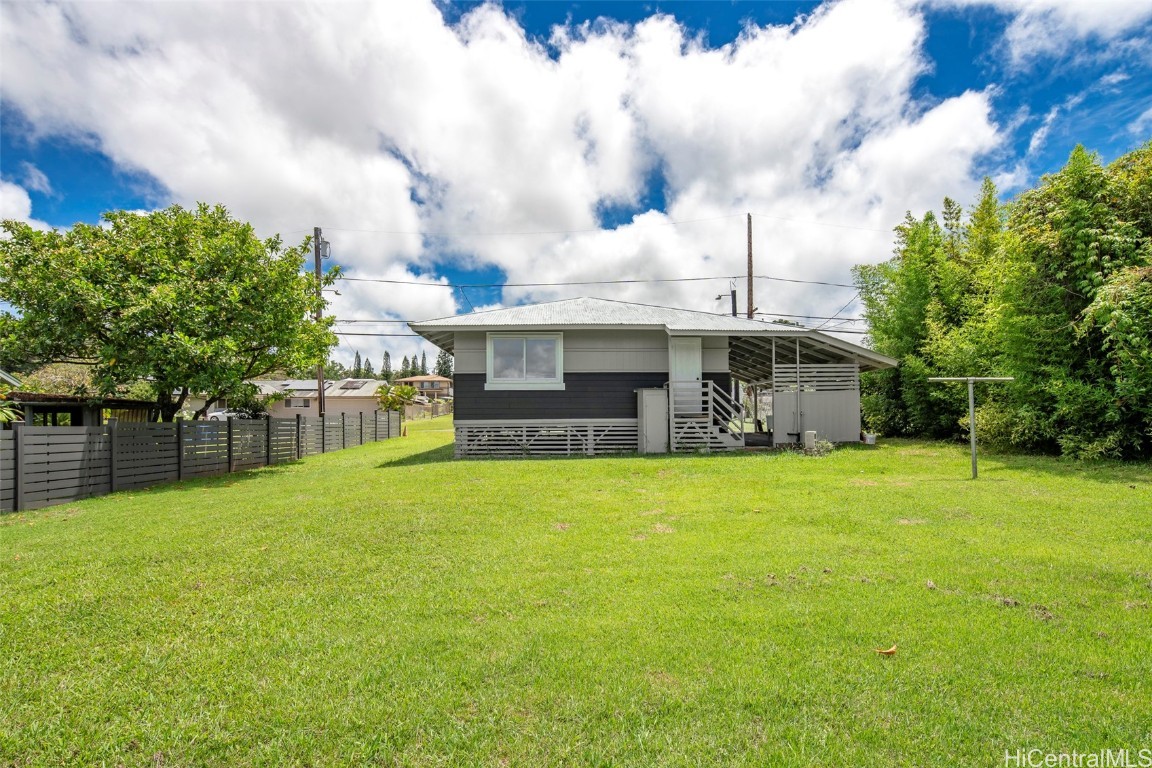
1132;105;1152;135
934;0;1152;64
18;162;53;196
0;181;51;231
0;0;1013;363
1027;106;1060;155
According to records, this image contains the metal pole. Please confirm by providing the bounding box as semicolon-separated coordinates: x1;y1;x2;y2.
927;376;1014;480
314;226;326;418
968;380;977;479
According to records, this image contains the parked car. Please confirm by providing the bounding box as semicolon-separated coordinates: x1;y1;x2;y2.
206;410;246;421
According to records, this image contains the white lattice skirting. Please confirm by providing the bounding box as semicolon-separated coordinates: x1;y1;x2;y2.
455;420;639;457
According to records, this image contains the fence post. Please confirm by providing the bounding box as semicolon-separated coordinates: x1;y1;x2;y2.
266;415;273;466
227;417;235;473
176;418;185;481
320;415;326;453
12;421;25;512
108;417;119;494
296;413;303;460
341;412;347;450
360;411;365;445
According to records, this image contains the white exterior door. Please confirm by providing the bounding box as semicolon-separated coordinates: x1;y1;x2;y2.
669;337;703;414
669;337;702;382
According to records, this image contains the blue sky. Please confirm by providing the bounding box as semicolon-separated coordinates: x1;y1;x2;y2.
2;0;1150;363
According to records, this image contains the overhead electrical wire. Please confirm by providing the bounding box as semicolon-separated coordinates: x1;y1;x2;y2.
334;273;857;289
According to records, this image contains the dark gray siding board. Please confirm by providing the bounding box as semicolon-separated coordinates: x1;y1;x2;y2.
454;372;731;420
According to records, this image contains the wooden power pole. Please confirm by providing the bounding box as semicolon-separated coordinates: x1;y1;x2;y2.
746;213;754;319
314;226;326;417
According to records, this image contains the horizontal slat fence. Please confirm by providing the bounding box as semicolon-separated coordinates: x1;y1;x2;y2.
182;421;229;479
21;426;112;509
269;419;298;465
1;431;14;512
324;418;344;452
114;423;178;491
1;411;401;513
300;417;324;456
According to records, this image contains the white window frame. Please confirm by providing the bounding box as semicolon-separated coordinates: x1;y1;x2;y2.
485;332;565;390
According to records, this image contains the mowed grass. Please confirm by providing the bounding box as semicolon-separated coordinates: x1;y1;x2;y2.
2;418;1151;767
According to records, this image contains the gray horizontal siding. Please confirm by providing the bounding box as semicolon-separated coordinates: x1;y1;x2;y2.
454;372;730;420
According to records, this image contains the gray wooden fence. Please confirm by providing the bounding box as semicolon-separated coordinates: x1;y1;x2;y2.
0;411;401;513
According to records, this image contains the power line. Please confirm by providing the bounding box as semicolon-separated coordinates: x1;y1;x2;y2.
331;312;865;323
334;273;858;289
814;291;862;330
753;274;855;288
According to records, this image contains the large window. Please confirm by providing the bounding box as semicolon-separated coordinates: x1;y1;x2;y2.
486;333;564;390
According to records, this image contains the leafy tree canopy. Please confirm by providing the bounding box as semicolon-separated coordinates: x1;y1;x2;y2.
0;203;338;421
854;143;1152;458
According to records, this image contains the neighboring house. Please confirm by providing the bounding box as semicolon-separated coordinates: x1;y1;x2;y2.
409;297;897;457
249;378;388;419
3;392;156;426
393;374;453;400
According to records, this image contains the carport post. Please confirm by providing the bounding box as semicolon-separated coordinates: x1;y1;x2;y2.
928;377;1014;479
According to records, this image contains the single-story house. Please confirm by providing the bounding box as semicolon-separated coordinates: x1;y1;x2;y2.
250;378;388;419
409;297;896;457
393;374;453;400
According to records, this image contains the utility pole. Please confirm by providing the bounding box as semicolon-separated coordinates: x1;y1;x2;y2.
746;214;757;430
746;213;754;319
927;376;1014;479
314;226;326;418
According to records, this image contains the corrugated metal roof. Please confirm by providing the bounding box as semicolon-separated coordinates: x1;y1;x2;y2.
410;297;806;333
409;296;897;370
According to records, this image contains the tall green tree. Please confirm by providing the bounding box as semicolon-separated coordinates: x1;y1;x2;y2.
363;358;374;378
400;355;410;379
854;143;1152;458
420;351;429;376
352;351;362;379
0;204;338;420
382;351;392;382
434;349;453;378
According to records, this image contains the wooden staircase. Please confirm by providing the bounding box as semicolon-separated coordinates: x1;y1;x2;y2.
668;380;745;452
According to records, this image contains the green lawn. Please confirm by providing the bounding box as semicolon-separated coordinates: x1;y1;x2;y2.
2;417;1150;767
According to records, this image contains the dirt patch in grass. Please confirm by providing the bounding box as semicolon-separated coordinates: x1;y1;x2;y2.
653;523;675;534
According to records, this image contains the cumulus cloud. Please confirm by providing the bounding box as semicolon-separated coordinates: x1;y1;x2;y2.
0;181;51;231
0;0;1015;363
